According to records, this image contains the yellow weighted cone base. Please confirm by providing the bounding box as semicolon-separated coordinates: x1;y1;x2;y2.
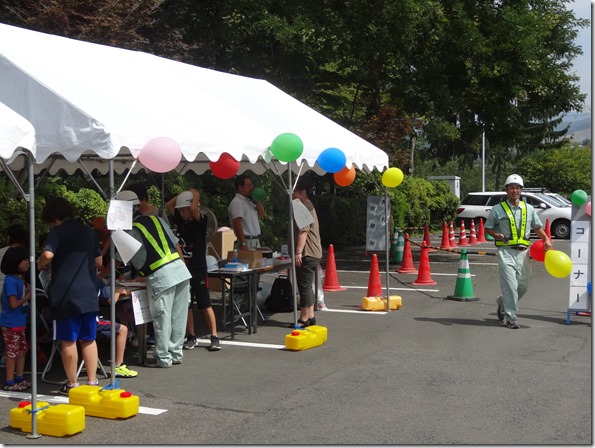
362;296;402;310
10;401;85;437
69;385;139;419
285;325;327;350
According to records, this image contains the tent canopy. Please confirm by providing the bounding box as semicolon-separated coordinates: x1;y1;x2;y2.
0;101;36;161
0;23;388;176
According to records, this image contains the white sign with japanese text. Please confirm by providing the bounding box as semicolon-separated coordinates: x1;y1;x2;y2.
568;198;591;313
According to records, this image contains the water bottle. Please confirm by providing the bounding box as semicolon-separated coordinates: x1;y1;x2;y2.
232;249;239;262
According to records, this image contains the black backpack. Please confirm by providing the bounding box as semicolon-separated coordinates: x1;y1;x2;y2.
265;276;294;313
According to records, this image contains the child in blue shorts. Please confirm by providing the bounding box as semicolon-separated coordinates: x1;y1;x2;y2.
0;247;32;391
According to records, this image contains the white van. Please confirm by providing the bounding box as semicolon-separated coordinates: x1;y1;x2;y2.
456;191;571;239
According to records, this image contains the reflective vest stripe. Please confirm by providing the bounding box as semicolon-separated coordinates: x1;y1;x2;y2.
495;201;530;247
133;216;180;272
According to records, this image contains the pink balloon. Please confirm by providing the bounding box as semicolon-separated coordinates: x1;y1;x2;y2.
139;137;182;173
529;240;545;262
209;152;240;179
586;201;591;217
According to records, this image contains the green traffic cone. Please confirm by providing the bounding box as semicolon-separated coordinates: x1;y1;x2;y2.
389;226;399;258
446;250;479;301
394;232;404;263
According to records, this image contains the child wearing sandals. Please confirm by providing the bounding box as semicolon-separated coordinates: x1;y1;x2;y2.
0;247;32;391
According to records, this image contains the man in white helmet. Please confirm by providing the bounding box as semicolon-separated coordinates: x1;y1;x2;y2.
484;174;553;329
118;189;192;367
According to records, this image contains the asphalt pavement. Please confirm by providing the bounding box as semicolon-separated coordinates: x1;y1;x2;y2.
0;237;591;445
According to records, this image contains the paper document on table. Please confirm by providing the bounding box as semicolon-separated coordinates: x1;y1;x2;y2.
131;289;152;325
292;199;314;229
111;228;142;265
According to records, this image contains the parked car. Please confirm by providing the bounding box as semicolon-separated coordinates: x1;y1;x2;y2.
523;188;572;207
456;191;571;239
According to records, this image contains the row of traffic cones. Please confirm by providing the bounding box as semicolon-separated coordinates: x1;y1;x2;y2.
396;233;477;300
439;220;488;248
323;236;478;303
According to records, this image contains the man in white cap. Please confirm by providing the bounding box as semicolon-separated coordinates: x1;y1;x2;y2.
484;174;552;329
167;189;221;351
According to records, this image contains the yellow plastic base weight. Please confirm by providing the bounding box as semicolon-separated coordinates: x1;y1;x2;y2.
10;401;85;437
285;325;328;350
68;385;139;419
362;295;402;311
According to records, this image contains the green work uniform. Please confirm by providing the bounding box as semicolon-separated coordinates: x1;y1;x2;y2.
485;200;543;322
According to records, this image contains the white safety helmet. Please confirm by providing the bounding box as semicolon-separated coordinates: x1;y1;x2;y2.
175;191;194;208
206;255;218;272
117;190;140;205
504;174;524;188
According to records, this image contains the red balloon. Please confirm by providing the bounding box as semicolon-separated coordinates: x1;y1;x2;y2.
529;240;546;262
209;152;240;179
334;165;356;187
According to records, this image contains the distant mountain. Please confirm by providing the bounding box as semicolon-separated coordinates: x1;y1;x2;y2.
559;112;591;143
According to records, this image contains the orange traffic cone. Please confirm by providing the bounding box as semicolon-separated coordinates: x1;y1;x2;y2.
449;221;457;247
468;220;478;245
440;222;451;250
477;218;487;243
322;244;347;291
412;242;437;286
397;233;418;274
423;223;436;252
544;218;552;240
458;221;468;246
367;253;383;297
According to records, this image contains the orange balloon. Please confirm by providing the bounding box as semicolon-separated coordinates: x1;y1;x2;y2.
334;165;356;186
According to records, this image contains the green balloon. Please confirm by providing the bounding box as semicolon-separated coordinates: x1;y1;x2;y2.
251;187;266;201
270;133;304;162
571;189;588;206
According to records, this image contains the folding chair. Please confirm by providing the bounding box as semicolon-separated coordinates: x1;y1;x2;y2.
40;320;109;385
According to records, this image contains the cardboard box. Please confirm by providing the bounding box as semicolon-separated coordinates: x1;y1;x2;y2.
226;250;264;268
208;228;236;260
208;228;236;292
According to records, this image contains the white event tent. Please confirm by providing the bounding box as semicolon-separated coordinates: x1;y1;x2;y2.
0;24;391;435
0;23;388;176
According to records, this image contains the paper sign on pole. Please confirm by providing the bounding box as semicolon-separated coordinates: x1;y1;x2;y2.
131;289;152;325
107;200;133;230
292;199;314;229
111;227;142;265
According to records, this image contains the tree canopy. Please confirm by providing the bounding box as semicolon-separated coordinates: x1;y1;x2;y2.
0;0;588;188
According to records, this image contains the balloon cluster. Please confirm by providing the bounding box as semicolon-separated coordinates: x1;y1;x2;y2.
531;241;572;278
139;137;182;173
269;133;405;190
210;152;240;179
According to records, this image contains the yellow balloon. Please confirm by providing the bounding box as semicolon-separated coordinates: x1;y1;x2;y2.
381;167;404;188
544;250;572;278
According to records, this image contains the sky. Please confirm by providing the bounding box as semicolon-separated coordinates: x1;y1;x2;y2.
568;1;591;116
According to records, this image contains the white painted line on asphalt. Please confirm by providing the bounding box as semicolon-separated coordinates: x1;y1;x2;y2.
0;390;168;415
195;339;285;349
346;285;440;292
324;308;387;315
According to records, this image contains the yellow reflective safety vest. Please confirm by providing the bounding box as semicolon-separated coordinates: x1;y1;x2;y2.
495;201;531;247
133;215;180;275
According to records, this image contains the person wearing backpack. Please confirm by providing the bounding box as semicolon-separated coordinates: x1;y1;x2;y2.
291;177;323;328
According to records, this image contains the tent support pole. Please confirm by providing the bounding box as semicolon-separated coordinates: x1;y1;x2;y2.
26;151;41;439
384;188;391;310
108;159;116;385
